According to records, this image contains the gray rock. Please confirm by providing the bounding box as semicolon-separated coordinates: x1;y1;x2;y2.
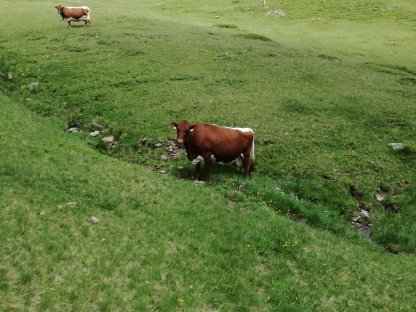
27;82;39;93
359;209;370;221
90;130;100;137
87;216;100;224
102;136;115;143
375;193;385;202
388;142;405;150
265;9;286;17
352;222;363;229
160;155;168;161
68;127;78;133
154;142;163;148
7;72;14;80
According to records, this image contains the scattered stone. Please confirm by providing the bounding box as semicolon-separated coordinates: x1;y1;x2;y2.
359;209;370;221
68;127;78;133
160;155;168;161
159;170;166;174
388;142;406;150
7;72;14;80
194;180;205;185
102;136;115;143
164;139;183;158
351;221;362;228
90;130;100;137
27;82;39;93
375;193;385;202
265;9;286;17
141;136;148;145
87;216;100;224
154;142;163;148
351;207;372;239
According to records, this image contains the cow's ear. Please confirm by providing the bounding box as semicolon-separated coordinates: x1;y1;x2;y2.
171;122;178;129
189;124;196;130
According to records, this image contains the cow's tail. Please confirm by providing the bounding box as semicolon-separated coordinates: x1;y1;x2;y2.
250;135;255;172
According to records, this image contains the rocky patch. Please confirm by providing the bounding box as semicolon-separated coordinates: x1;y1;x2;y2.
375;186;400;213
141;137;184;160
87;216;100;224
351;208;372;239
265;9;285;17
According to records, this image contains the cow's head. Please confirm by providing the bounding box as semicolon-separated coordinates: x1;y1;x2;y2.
55;5;64;14
171;120;195;144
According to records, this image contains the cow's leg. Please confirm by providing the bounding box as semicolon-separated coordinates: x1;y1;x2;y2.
194;162;201;180
67;21;71;28
242;153;251;178
202;153;212;180
191;156;203;180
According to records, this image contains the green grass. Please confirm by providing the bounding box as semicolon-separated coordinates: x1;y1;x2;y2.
1;0;416;310
1;92;416;310
3;0;414;251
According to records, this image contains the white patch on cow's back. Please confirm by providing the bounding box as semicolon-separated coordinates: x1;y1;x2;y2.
191;156;204;165
222;126;253;133
65;6;90;10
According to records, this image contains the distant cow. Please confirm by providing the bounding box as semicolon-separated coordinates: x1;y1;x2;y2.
171;120;255;180
55;5;91;27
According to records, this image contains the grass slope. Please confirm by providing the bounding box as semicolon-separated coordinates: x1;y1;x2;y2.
1;93;416;310
1;0;415;252
1;0;416;309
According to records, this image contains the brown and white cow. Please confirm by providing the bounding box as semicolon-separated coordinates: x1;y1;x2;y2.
171;120;255;180
55;5;91;27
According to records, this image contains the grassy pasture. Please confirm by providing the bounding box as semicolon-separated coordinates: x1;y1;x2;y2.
1;92;416;311
1;0;416;310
